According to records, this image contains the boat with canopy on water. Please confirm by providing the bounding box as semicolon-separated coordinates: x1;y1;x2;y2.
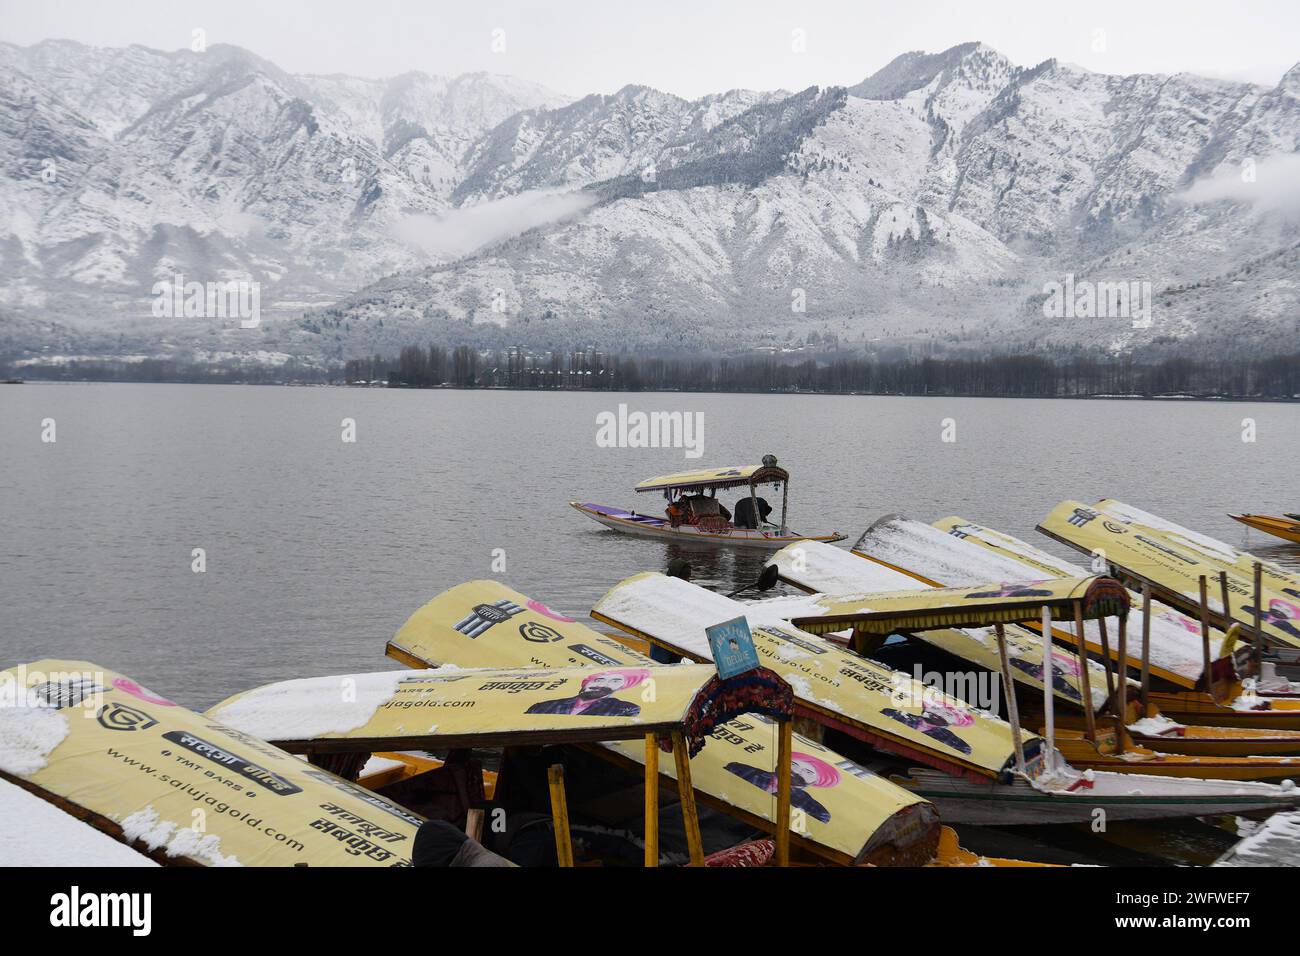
570;456;844;549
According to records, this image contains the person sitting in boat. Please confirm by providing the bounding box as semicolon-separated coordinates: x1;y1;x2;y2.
682;494;733;531
724;752;840;824
665;498;686;527
733;496;772;529
524;668;648;717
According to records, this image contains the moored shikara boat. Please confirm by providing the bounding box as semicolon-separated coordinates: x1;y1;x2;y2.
209;662;813;867
1039;499;1300;650
384;582;942;866
1035;501;1300;728
571;459;844;549
1230;513;1300;546
589;572;1300;823
781;576;1300;782
847;516;1300;765
0;659;424;866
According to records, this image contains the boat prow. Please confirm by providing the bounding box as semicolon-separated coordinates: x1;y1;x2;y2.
571;501;844;549
1230;513;1300;545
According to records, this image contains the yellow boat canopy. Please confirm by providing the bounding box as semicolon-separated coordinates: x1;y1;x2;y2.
0;660;423;867
386;581;940;866
932;516;1212;688
791;575;1130;637
208;663;792;757
635;464;788;494
590;572;1035;781
767;540;1111;712
1097;499;1300;594
1038;500;1300;650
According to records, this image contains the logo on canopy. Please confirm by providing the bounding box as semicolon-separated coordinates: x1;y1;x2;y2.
97;702;158;732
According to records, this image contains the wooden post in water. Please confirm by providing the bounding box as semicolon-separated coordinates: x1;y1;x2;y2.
1073;602;1098;741
1140;585;1152;713
1217;571;1234;701
671;732;705;866
644;733;659;867
1040;606;1055;774
1254;562;1265;673
1219;572;1232;636
465;808;484;843
1115;614;1129;754
547;764;574;868
994;623;1026;773
1097;617;1116;700
775;719;793;866
1198;576;1213;693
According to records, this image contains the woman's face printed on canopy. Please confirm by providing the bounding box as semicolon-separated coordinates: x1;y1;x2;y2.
791;759;819;787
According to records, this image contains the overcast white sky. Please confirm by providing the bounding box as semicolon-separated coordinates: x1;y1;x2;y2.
1;0;1295;97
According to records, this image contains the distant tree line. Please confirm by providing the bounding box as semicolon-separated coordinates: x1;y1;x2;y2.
2;357;337;385
354;345;1300;400
8;347;1298;400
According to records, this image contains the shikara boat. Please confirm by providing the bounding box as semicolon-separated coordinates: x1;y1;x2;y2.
1230;513;1300;546
0;659;424;866
384;581;942;866
1036;500;1300;728
851;515;1300;756
571;459;844;549
209;662;809;867
589;573;1300;823
1039;499;1300;649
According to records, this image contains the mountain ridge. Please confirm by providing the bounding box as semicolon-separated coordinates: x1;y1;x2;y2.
1;38;1297;365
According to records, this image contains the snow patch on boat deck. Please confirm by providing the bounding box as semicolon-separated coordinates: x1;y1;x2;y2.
209;669;432;740
1215;810;1300;866
0;699;69;776
121;806;240;866
0;778;158;867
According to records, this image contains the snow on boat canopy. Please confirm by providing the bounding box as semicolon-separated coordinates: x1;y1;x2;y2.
209;663;795;755
384;580;939;866
787;574;1130;646
570;456;845;549
589;573;1300;824
590;571;1038;783
0;660;424;866
772;537;1300;779
212;661;811;867
1039;499;1300;650
852;514;1209;689
767;539;1113;713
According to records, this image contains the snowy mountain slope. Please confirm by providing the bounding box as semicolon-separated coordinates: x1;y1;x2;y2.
1;38;1297;363
0;40;570;323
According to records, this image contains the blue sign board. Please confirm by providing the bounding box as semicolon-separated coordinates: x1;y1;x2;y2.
705;616;761;679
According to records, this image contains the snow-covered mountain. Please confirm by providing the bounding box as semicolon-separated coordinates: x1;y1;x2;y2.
1;38;1297;364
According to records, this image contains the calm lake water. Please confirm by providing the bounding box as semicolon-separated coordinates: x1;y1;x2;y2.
2;382;1298;710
